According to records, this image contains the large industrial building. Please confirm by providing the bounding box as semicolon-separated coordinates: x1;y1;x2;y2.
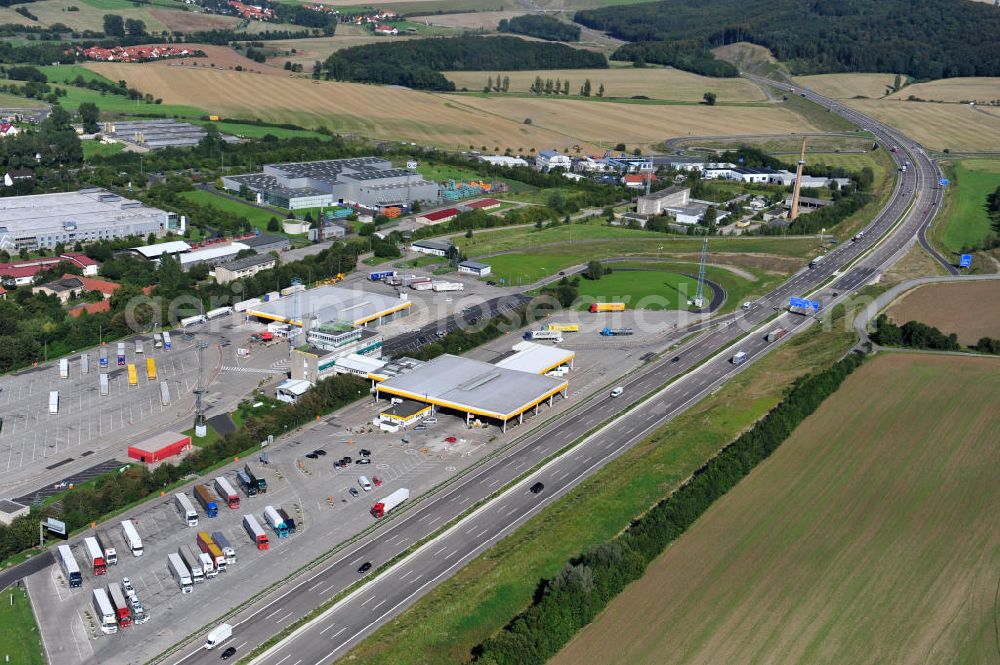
222;158;440;210
246;284;411;328
0;188;175;251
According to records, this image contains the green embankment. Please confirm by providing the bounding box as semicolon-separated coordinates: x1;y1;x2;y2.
0;586;45;665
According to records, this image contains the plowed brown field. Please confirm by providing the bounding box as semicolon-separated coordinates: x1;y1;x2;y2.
887;280;1000;345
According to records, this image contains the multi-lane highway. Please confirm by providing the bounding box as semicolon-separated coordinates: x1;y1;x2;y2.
163;85;947;665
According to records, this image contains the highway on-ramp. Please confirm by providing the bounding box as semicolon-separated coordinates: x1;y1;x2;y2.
167;84;945;665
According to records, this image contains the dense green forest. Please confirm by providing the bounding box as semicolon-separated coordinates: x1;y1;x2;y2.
575;0;1000;79
498;15;581;42
324;35;606;91
612;41;737;77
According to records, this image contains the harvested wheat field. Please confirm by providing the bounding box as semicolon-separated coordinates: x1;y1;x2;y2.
445;66;768;102
887;280;1000;345
424;10;524;30
796;73;898;99
107;44;286;74
844;99;1000;151
553;352;1000;665
84;63;584;149
149;9;243;33
267;34;419;67
0;0;171;32
449;95;816;149
885;77;1000;103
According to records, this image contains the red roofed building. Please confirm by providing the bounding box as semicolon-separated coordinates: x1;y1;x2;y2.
623;172;656;189
415;207;460;226
375;24;398;35
68;300;111;317
0;253;99;287
465;198;501;211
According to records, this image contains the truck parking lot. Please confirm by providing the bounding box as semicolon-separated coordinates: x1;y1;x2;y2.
25;305;702;665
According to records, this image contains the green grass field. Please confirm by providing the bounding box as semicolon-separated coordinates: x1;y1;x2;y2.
574;270;703;310
191;120;328;140
941;159;1000;252
39;64;112;85
342;291;861;665
82;140;125;159
553;353;1000;665
0;586;45;665
179;190;282;233
56;83;204;117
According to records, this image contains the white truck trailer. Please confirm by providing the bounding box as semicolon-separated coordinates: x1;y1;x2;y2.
174;493;199;527
167;552;193;593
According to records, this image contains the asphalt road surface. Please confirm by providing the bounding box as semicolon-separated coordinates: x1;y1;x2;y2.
168;84;943;665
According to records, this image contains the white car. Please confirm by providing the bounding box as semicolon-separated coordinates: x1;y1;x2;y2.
121;577;134;593
741;302;752;310
610;386;624;398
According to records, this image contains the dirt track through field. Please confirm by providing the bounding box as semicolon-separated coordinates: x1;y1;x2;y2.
887;280;1000;344
552;353;1000;665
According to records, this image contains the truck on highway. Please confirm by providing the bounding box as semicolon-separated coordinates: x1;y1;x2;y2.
167;552;193;594
117;342;126;366
162;331;171;350
808;255;825;269
175;493;199;527
211;531;236;564
199;551;218;578
59;357;69;379
590;302;625;313
546;323;579;332
107;582;132;628
244;464;267;493
197;532;227;572
732;351;748;366
99;347;109;368
276;507;296;534
84;536;107;576
371;488;410;518
204;623;233;650
58;544;82;588
120;519;143;557
177;546;205;584
92;588;118;634
96;530;117;566
194;485;218;518
369;270;397;282
214;477;240;509
600;327;634;337
263;505;288;538
236;470;257;497
523;330;563;341
243;514;269;550
49;391;59;414
766;328;788;343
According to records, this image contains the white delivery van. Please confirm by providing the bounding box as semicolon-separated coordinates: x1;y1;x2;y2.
358;476;372;492
204;623;233;649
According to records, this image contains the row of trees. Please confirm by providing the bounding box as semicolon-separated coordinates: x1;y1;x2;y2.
474;351;867;664
576;0;1000;79
0;372;369;563
497;15;580;42
324;35;607;91
870;314;1000;354
102;14;146;38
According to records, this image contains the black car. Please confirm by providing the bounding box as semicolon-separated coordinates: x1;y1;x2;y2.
305;453;319;460
359;449;371;457
221;646;237;660
357;458;371;465
333;460;342;469
313;449;327;457
671;356;680;362
357;561;372;574
342;456;352;464
529;482;545;494
486;281;496;286
349;487;360;497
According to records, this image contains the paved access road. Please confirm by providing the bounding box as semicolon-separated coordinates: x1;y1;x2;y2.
166;86;944;665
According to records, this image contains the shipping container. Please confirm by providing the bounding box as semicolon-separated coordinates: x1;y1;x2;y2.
59;358;69;379
546;323;579;332
233;298;262;313
369;270;397;282
127;364;138;387
410;280;433;291
107;583;132;628
194;485;218;518
264;291;280;302
120;520;143;556
49;390;59;414
58;544;82;588
214;477;240;509
523;330;563;341
84;537;106;576
159;381;170;406
175;493;199;527
146;357;157;381
117;342;126;366
206;306;233;320
197;532;227;571
100;373;110;396
431;281;464;292
242;515;269;550
92;588;118;633
589;302;626;313
167;552;193;593
163;331;172;350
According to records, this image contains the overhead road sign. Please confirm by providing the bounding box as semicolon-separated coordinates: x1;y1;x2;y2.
959;254;972;268
789;297;821;312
